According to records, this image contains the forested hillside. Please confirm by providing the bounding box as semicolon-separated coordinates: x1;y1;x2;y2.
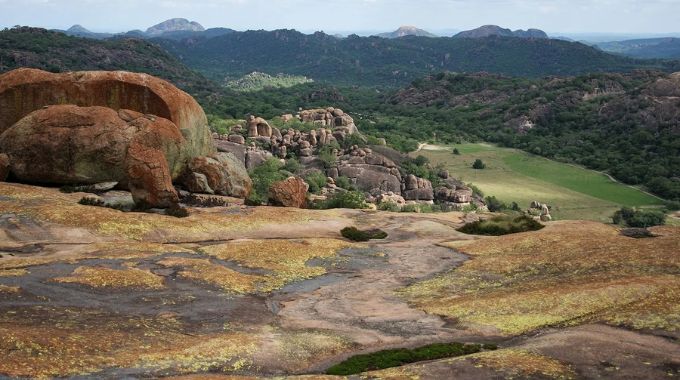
0;27;214;94
154;29;680;86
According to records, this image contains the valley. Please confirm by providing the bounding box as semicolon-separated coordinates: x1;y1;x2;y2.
417;143;664;222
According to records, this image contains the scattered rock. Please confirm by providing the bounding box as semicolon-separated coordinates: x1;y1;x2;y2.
269;177;309;208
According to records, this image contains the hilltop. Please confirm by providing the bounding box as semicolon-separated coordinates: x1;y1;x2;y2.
454;25;548;39
375;26;438;39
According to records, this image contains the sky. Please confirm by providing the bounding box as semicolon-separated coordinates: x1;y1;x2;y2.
0;0;679;36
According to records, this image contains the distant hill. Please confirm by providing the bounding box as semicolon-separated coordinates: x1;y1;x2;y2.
224;72;313;92
0;27;212;93
146;18;205;37
454;25;548;39
375;26;438;39
153;29;679;86
60;25;114;39
598;38;680;59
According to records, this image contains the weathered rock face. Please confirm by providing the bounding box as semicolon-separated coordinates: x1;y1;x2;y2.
0;153;9;181
269;177;309;208
0;68;214;159
402;174;434;201
182;153;252;198
0;105;186;184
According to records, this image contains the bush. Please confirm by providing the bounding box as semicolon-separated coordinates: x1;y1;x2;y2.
453;148;461;155
304;171;327;194
468;183;484;198
340;227;388;242
335;176;355;191
326;342;488;375
283;157;301;174
316;191;368;210
319;144;340;168
612;207;666;228
472;159;486;170
247;158;287;205
458;215;545;236
378;202;401;212
166;205;190;218
485;196;507;212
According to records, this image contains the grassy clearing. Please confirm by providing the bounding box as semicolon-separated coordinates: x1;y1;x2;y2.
417;143;664;222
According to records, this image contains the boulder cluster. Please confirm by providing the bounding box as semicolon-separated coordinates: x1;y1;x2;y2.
529;200;552;221
0;69;251;208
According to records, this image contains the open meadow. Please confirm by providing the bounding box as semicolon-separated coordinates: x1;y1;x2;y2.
417;144;665;222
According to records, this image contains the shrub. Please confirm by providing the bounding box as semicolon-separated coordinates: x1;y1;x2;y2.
485;196;507;212
472;159;486;170
458;215;545;236
340;227;388;242
247;158;287;205
468;183;484;198
326;342;487;375
335;176;355;191
166;205;190;218
304;171;327;194
283;157;301;174
319;144;340;168
378;202;401;212
453;148;461;155
317;191;368;210
612;207;666;228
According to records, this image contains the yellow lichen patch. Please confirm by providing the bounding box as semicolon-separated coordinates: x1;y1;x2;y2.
0;268;28;277
52;266;165;289
201;239;353;292
468;349;575;379
273;330;352;372
0;307;257;378
157;257;262;294
403;221;680;335
0;183;339;242
0;285;20;294
364;364;423;380
0;242;192;270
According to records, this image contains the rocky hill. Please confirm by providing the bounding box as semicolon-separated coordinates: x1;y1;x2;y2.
454;25;548;39
146;18;205;37
0;27;212;93
154;29;679;86
375;26;438;39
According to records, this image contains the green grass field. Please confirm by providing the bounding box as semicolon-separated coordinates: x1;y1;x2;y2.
418;144;665;222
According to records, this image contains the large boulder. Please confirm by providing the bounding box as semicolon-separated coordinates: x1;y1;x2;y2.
338;164;402;195
269;177;309;208
0;68;214;159
182;152;252;198
0;105;185;208
0;105;186;184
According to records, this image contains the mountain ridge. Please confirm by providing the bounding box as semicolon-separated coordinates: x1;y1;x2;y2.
375;26;438;39
454;25;548;39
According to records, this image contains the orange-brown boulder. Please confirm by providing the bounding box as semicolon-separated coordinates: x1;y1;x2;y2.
0;68;214;158
268;177;309;208
182;152;252;198
0;105;184;207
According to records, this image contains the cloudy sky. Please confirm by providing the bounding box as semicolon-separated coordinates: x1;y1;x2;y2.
0;0;678;35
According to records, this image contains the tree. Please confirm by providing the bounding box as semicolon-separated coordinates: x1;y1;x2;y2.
472;159;486;170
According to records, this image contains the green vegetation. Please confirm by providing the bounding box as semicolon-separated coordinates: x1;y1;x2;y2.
0;27;212;93
472;159;486;170
313;191;368;210
246;158;287;206
458;215;545;236
340;227;388;242
304;171;327;194
418;143;665;222
326;342;487;375
612;207;666;228
224;72;313;92
155;29;679;86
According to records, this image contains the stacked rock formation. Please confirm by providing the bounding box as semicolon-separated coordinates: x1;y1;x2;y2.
0;68;250;208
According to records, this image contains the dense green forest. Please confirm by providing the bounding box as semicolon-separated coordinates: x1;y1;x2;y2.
203;72;680;202
154;29;680;86
0;27;214;93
